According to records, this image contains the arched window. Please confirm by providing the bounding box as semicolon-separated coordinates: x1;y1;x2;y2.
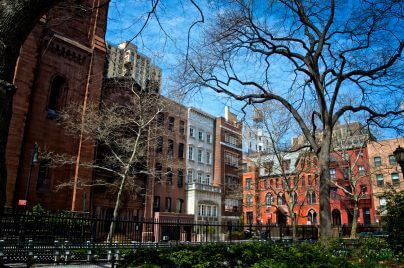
265;193;273;207
277;193;285;205
306;191;316;204
307;209;317;224
47;75;67;118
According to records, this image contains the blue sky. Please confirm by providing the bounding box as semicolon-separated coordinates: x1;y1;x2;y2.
105;0;403;140
105;0;246;118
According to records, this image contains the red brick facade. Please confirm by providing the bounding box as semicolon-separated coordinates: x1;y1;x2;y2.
6;1;108;211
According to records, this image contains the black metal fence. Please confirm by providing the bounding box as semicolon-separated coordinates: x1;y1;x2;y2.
0;208;319;244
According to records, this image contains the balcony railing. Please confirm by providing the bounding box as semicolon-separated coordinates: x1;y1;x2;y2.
186;183;221;193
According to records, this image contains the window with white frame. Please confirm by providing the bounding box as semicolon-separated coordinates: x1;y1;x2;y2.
207;134;212;143
198;131;203;141
189;127;195;138
358;165;366;176
187;169;193;183
379;196;386;206
245;178;252;190
197;172;203;184
246;194;253;206
377;174;384;187
389;155;396;165
188;145;194;160
392;172;400;186
198;149;203;163
374;156;382;167
225;133;239;146
330;168;336;180
205;174;211;185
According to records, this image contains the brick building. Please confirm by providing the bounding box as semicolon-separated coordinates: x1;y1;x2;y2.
242;122;376;227
5;1;108;211
214;107;243;225
367;138;404;224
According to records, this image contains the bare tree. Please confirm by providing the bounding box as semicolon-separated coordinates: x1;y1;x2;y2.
54;79;163;243
182;0;403;237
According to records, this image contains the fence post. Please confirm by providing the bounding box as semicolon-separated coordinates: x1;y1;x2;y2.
0;240;4;265
205;222;208;243
54;240;60;263
131;241;137;254
280;225;283;241
27;239;34;267
86;241;93;262
114;241;120;261
64;241;70;262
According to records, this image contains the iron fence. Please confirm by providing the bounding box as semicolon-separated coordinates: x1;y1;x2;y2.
1;208;319;243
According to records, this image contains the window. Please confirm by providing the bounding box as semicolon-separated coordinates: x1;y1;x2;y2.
265;193;273;207
374;156;382;167
330;187;338;199
197;172;203;184
168;117;174;131
178;143;184;159
308;175;312;186
189;127;195;138
330;168;336;180
224;152;239;167
307;210;317;224
282;160;291;172
277;194;285;205
343;168;349;180
376;174;384;187
198;131;203;141
301;175;305;186
179;121;185;134
358;165;365;176
207;134;212;143
293;176;298;187
188;146;194;160
187;169;193;183
47;76;66;119
176;199;183;213
165;197;171;212
156;137;163;153
155;163;162;181
391;173;400;186
177;169;183;187
197;149;203;162
264;161;273;174
306;191;316;204
166;168;173;184
206;151;211;165
36;160;50;190
275;178;279;188
379;196;386;206
389;155;396;165
205;174;211;185
313;158;317;167
157;113;164;126
153;196;160;212
245;178;252;190
246;194;253;206
360;185;368;194
225;133;239;146
167;139;174;158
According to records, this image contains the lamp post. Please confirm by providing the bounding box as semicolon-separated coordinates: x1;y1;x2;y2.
24;143;39;204
393;145;404;177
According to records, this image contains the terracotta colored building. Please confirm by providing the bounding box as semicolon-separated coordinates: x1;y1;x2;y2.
5;1;108;211
367;138;403;224
242;134;375;226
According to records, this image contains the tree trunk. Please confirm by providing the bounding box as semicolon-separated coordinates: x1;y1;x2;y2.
106;175;127;244
292;216;297;242
318;132;333;238
0;0;62;217
350;201;359;239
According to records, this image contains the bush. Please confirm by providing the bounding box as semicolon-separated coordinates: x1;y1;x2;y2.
120;239;402;267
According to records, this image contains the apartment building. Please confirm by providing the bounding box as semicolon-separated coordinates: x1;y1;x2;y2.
367;138;403;223
105;42;162;93
214;107;243;225
5;0;108;210
185;108;221;223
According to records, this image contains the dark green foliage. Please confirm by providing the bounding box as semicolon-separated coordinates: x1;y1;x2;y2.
380;185;404;252
120;239;402;267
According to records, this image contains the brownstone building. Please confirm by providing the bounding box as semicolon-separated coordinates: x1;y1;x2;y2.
5;1;108;211
214;107;243;225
